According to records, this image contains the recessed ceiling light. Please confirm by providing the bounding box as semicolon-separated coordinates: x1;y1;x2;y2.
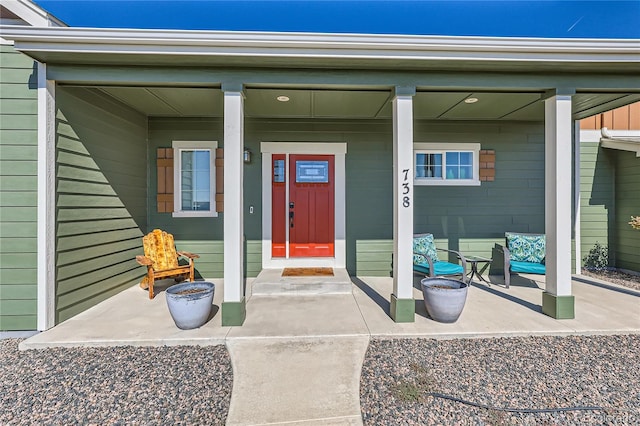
464;97;479;104
276;95;290;102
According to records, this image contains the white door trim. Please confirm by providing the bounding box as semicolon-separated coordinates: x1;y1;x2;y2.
261;142;347;269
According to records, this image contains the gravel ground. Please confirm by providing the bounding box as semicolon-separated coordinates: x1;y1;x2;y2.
0;340;233;425
361;335;640;425
581;269;640;292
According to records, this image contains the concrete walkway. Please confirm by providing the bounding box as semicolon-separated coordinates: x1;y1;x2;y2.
18;273;640;425
226;337;368;425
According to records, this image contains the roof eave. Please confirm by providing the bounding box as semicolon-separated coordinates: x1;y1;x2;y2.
600;128;640;156
2;25;639;69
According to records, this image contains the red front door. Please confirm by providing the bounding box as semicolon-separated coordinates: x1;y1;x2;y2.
271;154;335;258
289;155;335;257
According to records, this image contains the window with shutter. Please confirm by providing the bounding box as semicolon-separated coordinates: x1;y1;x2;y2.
168;140;220;218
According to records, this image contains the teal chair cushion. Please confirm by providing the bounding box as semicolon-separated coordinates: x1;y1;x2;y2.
413;234;439;262
506;233;545;264
510;260;546;275
414;261;464;276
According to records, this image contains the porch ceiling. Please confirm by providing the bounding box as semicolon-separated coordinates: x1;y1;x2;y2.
95;86;640;121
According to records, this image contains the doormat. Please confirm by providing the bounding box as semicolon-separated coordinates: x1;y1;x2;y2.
282;267;334;277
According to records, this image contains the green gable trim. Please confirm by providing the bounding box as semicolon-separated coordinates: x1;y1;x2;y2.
390;294;415;323
542;292;575;319
222;299;246;326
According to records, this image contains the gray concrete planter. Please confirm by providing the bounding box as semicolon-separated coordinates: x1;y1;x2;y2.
421;278;468;323
166;281;215;329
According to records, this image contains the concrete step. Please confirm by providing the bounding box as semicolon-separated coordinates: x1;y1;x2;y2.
251;268;353;296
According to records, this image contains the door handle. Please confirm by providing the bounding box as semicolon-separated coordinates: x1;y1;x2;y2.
289;211;294;228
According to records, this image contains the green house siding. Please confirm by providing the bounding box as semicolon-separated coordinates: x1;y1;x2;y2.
414;122;545;248
148;117;547;277
579;142;615;268
55;87;147;323
353;121;548;276
0;45;38;331
614;150;640;271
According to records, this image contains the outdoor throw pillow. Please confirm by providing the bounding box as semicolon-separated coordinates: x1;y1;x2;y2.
506;233;545;264
413;234;439;262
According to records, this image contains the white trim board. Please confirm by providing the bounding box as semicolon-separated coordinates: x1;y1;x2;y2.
37;64;55;330
261;142;347;269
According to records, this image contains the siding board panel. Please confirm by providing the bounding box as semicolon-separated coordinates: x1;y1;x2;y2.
0;191;37;206
0;237;37;252
0;129;38;145
0;316;36;330
0;160;37;176
0;268;37;284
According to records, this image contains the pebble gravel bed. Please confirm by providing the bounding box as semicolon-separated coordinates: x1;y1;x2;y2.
361;335;640;425
0;340;233;425
581;269;640;292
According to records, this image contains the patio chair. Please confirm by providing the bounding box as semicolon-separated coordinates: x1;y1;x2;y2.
135;229;199;299
489;232;545;288
413;233;468;283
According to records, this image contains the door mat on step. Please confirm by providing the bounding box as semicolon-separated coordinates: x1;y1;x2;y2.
282;267;334;277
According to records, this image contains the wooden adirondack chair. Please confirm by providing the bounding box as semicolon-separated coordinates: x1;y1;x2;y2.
136;229;199;299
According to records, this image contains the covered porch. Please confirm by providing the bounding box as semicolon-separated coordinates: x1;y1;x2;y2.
19;273;640;349
3;26;639;330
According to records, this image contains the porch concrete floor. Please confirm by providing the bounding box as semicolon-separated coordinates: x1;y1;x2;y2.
18;273;640;425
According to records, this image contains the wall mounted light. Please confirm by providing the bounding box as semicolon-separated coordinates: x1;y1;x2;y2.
464;97;479;104
276;95;290;102
243;148;252;164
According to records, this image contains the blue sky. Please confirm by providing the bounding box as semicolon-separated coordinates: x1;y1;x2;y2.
34;1;640;39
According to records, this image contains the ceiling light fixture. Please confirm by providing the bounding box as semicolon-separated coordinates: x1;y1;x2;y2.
464;97;479;104
276;95;290;102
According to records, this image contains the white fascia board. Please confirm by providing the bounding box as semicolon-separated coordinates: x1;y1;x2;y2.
600;138;640;157
601;128;640;139
586;128;640;155
581;129;640;155
1;26;639;64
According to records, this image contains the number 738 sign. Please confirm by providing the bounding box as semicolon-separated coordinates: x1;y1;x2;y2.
401;168;411;208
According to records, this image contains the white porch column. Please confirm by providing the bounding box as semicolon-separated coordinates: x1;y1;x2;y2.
391;86;415;322
543;93;575;319
222;83;246;326
37;62;56;331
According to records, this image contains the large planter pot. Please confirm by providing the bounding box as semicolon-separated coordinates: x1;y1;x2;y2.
165;281;215;329
421;278;468;323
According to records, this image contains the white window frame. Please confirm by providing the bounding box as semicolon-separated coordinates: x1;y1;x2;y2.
172;140;218;218
413;142;481;186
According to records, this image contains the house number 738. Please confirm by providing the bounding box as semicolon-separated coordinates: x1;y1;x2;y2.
402;169;411;208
